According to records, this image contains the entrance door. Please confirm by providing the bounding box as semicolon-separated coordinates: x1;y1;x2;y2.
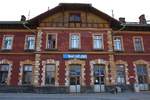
69;65;81;93
136;65;149;91
94;65;105;92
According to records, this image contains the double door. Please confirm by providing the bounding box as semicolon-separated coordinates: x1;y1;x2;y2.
69;65;81;93
94;65;105;92
136;65;149;91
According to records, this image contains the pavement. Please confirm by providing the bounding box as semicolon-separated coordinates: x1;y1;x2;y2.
0;92;150;100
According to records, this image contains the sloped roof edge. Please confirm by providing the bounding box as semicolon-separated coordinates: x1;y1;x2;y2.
29;3;120;25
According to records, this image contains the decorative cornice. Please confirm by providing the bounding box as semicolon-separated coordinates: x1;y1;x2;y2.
0;53;34;55
114;53;150;55
34;51;114;54
113;31;150;34
0;29;37;33
1;52;150;55
37;27;112;31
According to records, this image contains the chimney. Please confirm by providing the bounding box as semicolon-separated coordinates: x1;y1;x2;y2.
21;15;26;21
139;14;147;24
119;17;126;24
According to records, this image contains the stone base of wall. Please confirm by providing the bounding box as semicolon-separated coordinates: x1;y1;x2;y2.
81;86;93;93
0;85;147;93
0;85;34;93
106;85;134;93
34;86;69;93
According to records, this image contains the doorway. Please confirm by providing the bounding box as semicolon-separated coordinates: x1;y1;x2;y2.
69;65;81;93
94;65;105;92
136;64;149;91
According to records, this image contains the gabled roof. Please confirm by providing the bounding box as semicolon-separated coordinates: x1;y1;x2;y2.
30;3;120;25
0;3;150;31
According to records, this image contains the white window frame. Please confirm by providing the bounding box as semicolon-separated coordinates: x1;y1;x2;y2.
0;64;10;85
24;35;35;50
116;64;126;85
45;64;56;85
22;64;32;85
113;36;124;51
93;34;104;50
2;35;14;50
133;36;144;52
69;33;81;49
46;33;57;49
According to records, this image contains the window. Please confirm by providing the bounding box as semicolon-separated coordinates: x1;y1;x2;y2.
134;37;144;52
70;34;80;49
113;36;123;51
22;65;32;85
69;13;81;22
93;34;103;50
2;36;13;50
136;64;147;84
0;64;9;84
46;34;57;49
45;64;55;85
25;35;35;50
116;65;126;85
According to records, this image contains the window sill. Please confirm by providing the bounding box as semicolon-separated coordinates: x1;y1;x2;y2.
92;49;104;51
69;48;81;51
24;49;35;52
134;50;144;53
114;50;124;52
69;21;81;23
45;48;58;51
1;49;12;52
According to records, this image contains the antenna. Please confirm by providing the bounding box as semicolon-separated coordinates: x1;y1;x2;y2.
48;6;49;10
28;10;30;20
112;9;114;18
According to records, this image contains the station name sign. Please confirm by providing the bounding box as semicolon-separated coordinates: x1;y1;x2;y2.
63;54;87;59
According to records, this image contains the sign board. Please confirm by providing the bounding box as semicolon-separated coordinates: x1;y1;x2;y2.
63;54;87;59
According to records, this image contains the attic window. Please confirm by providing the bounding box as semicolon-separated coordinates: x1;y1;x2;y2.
69;13;81;22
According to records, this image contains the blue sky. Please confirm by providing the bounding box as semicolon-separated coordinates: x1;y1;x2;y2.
0;0;150;22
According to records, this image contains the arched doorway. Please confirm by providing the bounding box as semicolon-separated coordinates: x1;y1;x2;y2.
65;59;85;93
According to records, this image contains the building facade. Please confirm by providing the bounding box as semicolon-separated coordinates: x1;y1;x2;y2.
0;3;150;93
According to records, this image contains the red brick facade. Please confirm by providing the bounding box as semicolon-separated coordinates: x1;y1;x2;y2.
0;3;150;93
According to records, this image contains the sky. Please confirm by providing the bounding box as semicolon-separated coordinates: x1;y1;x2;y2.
0;0;150;22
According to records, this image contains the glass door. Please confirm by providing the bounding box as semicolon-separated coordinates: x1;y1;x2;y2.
94;65;105;92
136;65;149;91
69;65;81;93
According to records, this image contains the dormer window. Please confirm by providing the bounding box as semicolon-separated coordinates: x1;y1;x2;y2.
69;13;81;22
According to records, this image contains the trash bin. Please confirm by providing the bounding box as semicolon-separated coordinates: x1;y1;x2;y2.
134;83;139;92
